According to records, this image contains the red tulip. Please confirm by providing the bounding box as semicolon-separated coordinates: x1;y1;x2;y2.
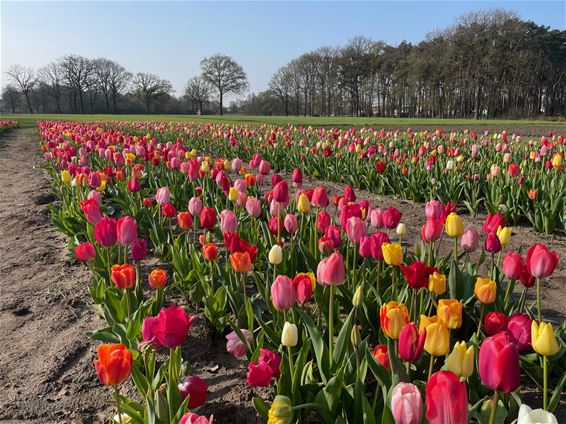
398;322;426;362
400;260;432;289
484;311;508;336
370;231;390;260
271;275;296;310
80;199;102;224
318;236;334;255
161;202;176;217
519;264;536;288
273;181;289;203
316;211;331;232
177;211;193;230
383;207;402;229
372;344;390;370
311;186;329;208
131;238;147;263
502;252;523;281
316;252;345;285
117;216;137;246
292;167;303;186
75;242;96;262
359;236;373;258
343;185;356;202
324;225;342;248
526;243;559;279
484;231;502;253
178;375;208;408
425;371;468;424
482;213;506;234
127;178;141;192
94;217;117;248
479;331;520;393
246;349;281;387
199;207;217;229
142;305;194;349
94;343;132;385
507;313;532;352
292;274;313;304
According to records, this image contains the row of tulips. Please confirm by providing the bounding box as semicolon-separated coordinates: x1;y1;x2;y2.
40;120;565;424
83;120;564;233
0;119;18;135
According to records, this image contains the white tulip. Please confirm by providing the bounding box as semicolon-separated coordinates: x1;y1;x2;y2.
518;405;558;424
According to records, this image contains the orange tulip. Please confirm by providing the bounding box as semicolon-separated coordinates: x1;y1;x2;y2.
474;277;497;304
437;299;463;329
230;251;252;273
148;268;168;289
380;301;409;339
111;263;136;289
94;343;132;385
202;243;218;261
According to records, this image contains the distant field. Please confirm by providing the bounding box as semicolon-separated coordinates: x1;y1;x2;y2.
2;113;566;130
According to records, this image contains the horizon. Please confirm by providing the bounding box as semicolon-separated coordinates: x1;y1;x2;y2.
2;0;565;100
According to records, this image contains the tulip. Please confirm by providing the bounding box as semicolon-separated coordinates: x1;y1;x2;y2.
316;211;331;232
425;371;468;424
94;343;132;386
496;226;512;246
425;200;443;219
479;331;520;393
268;395;293;424
247;349;281;387
484;231;502;254
507;313;531;351
127;178;141;192
421;218;443;242
148;268;167;289
220;210;237;234
531;321;559;357
445;212;464;238
281;322;298;347
484;311;508;336
297;193;310;213
230;251;252;273
518;404;558;424
88;171;101;188
155;187;170;205
400;260;431;289
474;277;497;304
460;228;479;253
111;263;136;290
370;207;384;228
437;299;462;329
526;243;559;322
80;199;102;224
131;238;146;263
311;186;329;208
383;207;402;229
228;186;238;202
424;322;449;357
372;344;390;370
142;305;193;349
391;382;423;424
396;222;406;237
346;216;366;244
398;322;426;362
343;185;356;202
226;329;252;358
428;272;446;295
381;242;403;266
161;203;176;218
502;252;523;281
188;197;203;216
61;169;72;184
273;181;289;203
483;213;506;234
292;167;303;186
177;212;193;230
199;207;217;229
444;341;474;378
380;301;409;339
116;216;137;246
271;275;296;311
179;412;213;424
268;245;283;265
178;375;207;408
284;213;298;234
318;236;334;255
316;252;345;285
75;242;96;262
94;217;117;248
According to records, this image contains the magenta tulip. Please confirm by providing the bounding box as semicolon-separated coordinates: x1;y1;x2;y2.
117;216;137;246
526;243;559;279
425;371;468;424
94;217;117;248
479;331;520;393
317;252;345;286
398;323;426;362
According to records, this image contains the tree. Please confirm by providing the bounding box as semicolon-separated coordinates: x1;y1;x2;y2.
184;76;211;114
6;65;36;113
269;65;293;115
60;54;94;113
1;85;20;113
132;73;173;113
93;59;132;113
38;61;64;113
201;54;248;115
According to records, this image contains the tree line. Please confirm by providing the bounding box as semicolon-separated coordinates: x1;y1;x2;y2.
2;9;565;118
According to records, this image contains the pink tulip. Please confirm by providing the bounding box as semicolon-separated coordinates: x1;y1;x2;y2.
317;252;345;286
370;207;384;229
316;211;331;232
179;413;213;424
359;236;373;258
383;207;402;229
292;167;303;186
117;216;137;246
258;160;271;175
131;238;147;263
526;243;559;279
425;200;443;219
178;375;208;408
271;275;296;310
231;158;243;172
88;189;102;206
80;199;102;225
311;186;329;208
391;382;423;424
502;252;523;281
142;305;193;349
226;329;252;358
346;216;367;244
155;187;171;205
284;214;298;234
245;197;261;218
370;231;390;261
421;218;443;242
325;225;342;248
426;371;468;424
220;210;238;234
507;313;531;352
398;322;426;362
94;217;117;248
188;196;203;216
88;171;101;188
460;228;479;253
74;242;96;262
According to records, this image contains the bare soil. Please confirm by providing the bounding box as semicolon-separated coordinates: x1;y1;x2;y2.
0;128;563;423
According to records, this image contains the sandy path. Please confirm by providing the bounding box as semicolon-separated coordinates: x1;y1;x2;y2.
0;128;109;423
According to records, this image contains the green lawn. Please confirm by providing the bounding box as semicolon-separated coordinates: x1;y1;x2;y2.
2;113;566;129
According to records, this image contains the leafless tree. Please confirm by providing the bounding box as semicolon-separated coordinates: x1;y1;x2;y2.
38;61;64;113
6;65;37;113
132;72;173;114
201;54;248;115
184;76;211;114
60;54;95;113
1;85;20;113
93;58;132;113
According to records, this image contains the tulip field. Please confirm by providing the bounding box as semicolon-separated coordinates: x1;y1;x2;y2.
1;120;565;424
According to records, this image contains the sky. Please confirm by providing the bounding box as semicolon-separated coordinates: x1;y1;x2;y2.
2;0;565;97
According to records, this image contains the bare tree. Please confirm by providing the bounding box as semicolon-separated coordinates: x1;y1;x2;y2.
6;65;36;113
93;59;132;113
132;72;173;114
38;61;64;113
201;54;248;115
269;65;293;116
60;54;94;113
184;76;211;114
1;85;20;113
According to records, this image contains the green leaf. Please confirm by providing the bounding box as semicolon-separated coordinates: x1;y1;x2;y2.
252;397;270;418
298;309;328;383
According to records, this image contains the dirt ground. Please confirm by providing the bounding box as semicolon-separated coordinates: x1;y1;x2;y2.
0;128;563;423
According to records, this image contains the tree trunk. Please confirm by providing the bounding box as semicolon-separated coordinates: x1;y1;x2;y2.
219;91;223;115
24;92;34;114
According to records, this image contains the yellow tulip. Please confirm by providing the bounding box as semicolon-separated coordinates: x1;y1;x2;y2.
424;322;450;356
551;153;562;169
437;299;463;329
60;170;72;184
496;226;512;246
297;193;310;213
531;321;560;357
444;341;474;377
474;277;497;304
419;314;440;333
268;395;292;424
200;161;209;173
223;159;231;170
228;187;239;202
445;213;464;238
96;179;107;192
428;272;446;295
381;242;403;266
380;301;409;340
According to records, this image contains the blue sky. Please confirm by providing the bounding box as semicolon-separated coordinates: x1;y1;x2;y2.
2;1;565;96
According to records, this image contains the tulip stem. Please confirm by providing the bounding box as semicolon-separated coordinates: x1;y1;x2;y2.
536;278;541;323
328;285;335;368
453;238;458;263
113;386;123;424
125;288;132;319
106;248;112;281
428;354;435;380
503;279;516;310
488;391;499;424
476;303;485;338
543;355;548;410
287;345;295;393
